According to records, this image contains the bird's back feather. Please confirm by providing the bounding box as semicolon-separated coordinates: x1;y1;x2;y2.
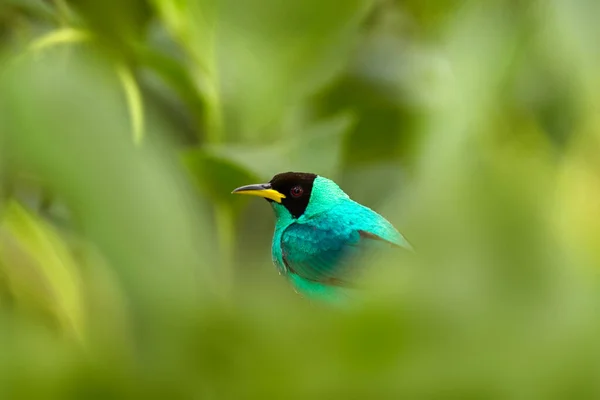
277;199;411;291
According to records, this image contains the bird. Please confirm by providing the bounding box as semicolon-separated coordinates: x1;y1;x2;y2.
232;172;412;302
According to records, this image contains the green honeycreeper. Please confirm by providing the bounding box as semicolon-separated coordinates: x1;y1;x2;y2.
233;172;412;301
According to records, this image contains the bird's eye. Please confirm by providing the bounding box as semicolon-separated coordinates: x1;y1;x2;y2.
290;185;303;198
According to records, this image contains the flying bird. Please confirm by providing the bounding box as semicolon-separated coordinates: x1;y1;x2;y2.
232;172;412;302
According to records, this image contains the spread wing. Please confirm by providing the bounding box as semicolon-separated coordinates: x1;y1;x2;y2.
280;203;411;286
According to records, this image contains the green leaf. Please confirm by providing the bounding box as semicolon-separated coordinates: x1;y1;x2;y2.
0;50;213;337
66;0;152;46
28;30;146;146
115;64;145;145
204;112;354;179
136;45;206;131
28;27;90;52
182;149;260;213
0;201;85;341
152;0;372;140
1;0;58;22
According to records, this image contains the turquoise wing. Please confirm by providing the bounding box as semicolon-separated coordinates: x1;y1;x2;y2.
280;201;411;286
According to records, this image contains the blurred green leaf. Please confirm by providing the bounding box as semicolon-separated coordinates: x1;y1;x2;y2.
153;0;371;140
0;0;57;22
28;27;90;52
183;150;260;213
27;29;146;146
136;44;206;136
0;201;85;341
204;112;354;179
116;64;145;145
66;0;152;51
0;51;213;332
397;0;464;34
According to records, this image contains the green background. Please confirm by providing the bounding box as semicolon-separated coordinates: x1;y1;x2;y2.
1;0;600;397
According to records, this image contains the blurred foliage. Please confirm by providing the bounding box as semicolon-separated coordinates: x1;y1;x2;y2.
1;0;600;397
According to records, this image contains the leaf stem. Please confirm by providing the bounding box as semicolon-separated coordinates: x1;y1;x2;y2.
116;64;145;145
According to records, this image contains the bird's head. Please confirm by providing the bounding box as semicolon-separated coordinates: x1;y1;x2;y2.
232;172;349;220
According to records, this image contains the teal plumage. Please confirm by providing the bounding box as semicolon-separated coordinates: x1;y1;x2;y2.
233;172;412;301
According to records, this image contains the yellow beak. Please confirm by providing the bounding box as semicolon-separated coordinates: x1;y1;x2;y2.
231;183;286;203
